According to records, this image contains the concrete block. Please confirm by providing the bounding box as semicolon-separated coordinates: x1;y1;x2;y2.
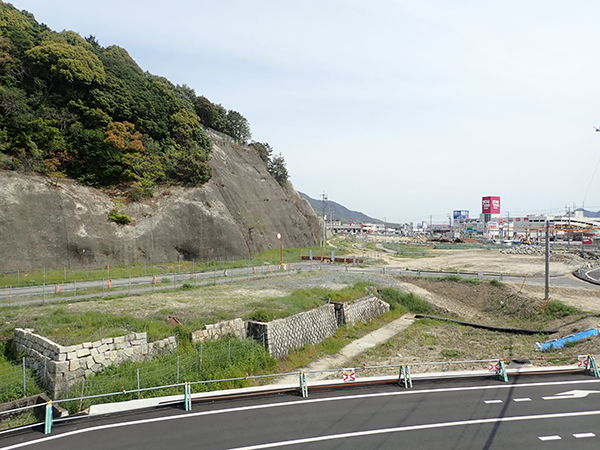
85;356;94;369
76;348;90;358
98;343;109;354
113;336;125;344
69;359;81;371
93;353;105;364
82;342;92;349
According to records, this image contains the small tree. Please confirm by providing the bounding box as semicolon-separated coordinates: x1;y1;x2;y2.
248;141;272;165
226;110;251;143
267;153;289;187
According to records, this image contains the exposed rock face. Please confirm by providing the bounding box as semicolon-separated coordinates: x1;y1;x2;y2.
0;134;320;271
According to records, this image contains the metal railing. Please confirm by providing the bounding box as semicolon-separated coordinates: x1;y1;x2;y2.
3;354;597;435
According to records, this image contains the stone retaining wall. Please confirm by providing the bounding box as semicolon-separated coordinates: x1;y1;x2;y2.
247;296;391;358
191;318;246;342
341;295;390;325
12;328;176;397
247;304;338;359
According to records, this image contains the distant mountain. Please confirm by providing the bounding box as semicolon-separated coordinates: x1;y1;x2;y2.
299;192;385;225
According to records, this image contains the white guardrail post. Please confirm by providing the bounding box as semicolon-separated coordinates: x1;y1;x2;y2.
44;401;53;434
184;382;192;411
585;354;599;377
299;372;308;398
398;364;412;388
497;360;508;382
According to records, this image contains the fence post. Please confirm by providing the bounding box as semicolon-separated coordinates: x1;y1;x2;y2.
79;378;86;412
177;356;180;383
22;357;26;397
44;401;53;434
200;344;203;368
228;340;231;359
299;372;308;398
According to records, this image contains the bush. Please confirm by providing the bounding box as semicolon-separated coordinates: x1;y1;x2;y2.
378;288;432;314
251;309;274;322
541;301;578;319
108;209;131;225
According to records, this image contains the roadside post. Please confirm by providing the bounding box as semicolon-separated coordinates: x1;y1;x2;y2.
44;401;53;434
299;372;308;398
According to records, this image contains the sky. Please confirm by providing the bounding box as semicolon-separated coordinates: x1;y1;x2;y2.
8;1;600;224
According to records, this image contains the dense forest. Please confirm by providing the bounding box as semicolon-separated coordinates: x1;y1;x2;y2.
0;1;288;198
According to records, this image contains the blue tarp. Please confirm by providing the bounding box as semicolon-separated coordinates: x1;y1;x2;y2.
535;328;599;351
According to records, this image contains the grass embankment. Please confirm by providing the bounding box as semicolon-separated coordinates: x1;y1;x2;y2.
350;277;589;373
0;244;352;288
272;288;432;374
0;281;379;409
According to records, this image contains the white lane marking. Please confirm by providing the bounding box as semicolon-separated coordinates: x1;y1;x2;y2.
543;389;600;400
225;411;600;450
574;432;595;438
539;435;561;441
484;400;502;404
6;409;600;450
4;379;600;449
513;398;531;402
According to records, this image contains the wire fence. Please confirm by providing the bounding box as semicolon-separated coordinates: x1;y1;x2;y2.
0;357;44;403
0;259;329;307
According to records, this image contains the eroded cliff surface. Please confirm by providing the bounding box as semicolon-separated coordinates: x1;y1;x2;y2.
0;135;319;271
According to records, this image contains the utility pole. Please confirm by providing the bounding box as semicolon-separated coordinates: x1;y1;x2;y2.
540;220;551;313
320;191;327;247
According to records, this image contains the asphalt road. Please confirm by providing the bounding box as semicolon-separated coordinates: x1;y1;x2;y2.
3;373;600;450
3;261;598;306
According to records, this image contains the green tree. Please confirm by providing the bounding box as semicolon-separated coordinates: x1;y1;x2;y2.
25;41;106;86
248;141;273;165
226;109;251;143
267;153;289;187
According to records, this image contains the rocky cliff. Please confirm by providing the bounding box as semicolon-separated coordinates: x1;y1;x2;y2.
0;132;320;271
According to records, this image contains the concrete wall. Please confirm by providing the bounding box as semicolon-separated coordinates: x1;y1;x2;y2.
191;318;246;342
12;328;176;397
341;295;390;325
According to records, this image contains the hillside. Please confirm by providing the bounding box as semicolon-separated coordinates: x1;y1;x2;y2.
300;192;401;226
0;130;320;272
0;2;320;271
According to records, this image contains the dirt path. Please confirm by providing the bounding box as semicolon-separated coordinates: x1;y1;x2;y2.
275;314;415;383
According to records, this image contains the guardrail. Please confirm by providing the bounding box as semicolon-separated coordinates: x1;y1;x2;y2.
2;355;598;436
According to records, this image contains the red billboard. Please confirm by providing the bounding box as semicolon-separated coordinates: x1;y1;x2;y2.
482;196;500;214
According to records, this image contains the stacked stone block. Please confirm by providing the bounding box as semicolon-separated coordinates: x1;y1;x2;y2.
13;328;176;397
191;318;246;342
341;295;390;325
